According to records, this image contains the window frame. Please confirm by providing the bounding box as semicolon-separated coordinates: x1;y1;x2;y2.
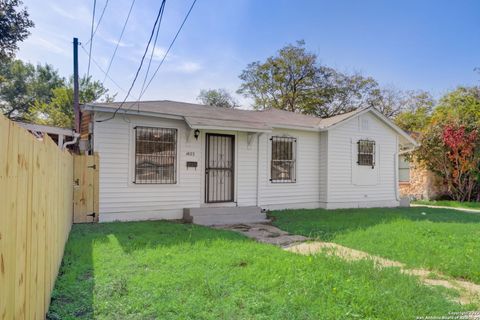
398;155;410;183
133;126;178;184
357;139;376;168
270;136;297;183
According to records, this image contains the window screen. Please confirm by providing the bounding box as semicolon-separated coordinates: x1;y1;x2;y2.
134;126;177;184
399;155;410;182
270;136;296;183
357;140;375;168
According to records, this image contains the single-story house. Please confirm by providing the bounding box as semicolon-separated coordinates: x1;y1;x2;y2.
81;101;417;224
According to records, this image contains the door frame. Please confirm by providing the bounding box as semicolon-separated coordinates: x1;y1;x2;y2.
205;133;235;203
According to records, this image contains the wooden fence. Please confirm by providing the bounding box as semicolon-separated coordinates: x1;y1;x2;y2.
0;115;74;319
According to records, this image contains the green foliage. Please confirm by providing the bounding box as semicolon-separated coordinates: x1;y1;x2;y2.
197;88;239;108
413;87;480;201
394;91;434;132
0;0;34;61
271;207;480;284
0;59;64;120
48;221;465;319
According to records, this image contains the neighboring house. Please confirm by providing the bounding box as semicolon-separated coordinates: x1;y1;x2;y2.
15;121;79;150
81;101;417;224
398;156;447;200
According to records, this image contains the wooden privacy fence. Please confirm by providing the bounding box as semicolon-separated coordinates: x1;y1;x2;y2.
0;115;73;319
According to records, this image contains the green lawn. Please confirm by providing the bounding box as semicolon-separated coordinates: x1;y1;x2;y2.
271;207;480;284
48;221;467;319
413;200;480;210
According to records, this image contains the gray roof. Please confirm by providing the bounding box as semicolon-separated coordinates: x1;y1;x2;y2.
84;100;364;132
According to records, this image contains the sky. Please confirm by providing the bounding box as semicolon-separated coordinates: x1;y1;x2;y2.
17;0;480;107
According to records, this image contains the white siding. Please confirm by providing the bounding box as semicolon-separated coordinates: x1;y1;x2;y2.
326;112;399;208
93;109;402;221
94;113;203;221
258;129;323;210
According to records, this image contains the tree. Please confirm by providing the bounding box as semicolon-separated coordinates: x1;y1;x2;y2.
0;0;34;61
394;91;434;132
27;76;114;128
0;59;64;120
413;87;480;202
237;40;384;117
197;88;239;108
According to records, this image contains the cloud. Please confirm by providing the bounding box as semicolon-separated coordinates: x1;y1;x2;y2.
28;36;68;55
50;3;91;23
174;61;202;73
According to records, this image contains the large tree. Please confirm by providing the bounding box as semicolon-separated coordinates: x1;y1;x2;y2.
393;91;435;132
0;59;64;120
237;40;382;117
414;87;480;201
0;0;34;61
27;76;113;128
197;88;238;108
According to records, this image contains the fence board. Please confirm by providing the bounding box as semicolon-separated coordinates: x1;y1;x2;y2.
0;115;73;320
74;154;99;223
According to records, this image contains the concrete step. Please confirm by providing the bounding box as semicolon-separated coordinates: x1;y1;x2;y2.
183;206;267;226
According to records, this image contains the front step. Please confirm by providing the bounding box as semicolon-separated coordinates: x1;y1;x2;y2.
183;206;269;226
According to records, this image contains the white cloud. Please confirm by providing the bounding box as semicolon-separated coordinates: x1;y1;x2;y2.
50;3;91;23
174;61;202;73
28;36;68;55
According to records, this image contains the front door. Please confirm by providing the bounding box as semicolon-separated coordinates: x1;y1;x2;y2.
205;133;234;203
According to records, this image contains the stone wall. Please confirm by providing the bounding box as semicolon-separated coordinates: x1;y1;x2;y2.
399;159;447;200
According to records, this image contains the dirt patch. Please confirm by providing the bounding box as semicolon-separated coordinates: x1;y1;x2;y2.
286;241;480;306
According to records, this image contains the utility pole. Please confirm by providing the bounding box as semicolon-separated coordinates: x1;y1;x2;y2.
73;37;80;133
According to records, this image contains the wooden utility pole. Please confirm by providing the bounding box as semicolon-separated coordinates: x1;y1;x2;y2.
73;37;80;133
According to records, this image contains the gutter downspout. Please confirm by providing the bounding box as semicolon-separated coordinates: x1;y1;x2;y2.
256;133;262;207
62;133;80;150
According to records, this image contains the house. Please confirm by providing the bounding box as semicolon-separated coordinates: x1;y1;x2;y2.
399;156;447;200
81;101;417;224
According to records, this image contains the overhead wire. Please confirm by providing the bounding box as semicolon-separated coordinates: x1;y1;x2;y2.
102;0;136;84
87;0;97;78
96;0;168;122
84;0;110;46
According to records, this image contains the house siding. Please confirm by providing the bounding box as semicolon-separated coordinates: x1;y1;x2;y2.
257;129;323;210
326;112;399;208
93;109;403;222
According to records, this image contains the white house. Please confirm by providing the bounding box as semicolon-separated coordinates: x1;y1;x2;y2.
82;101;417;224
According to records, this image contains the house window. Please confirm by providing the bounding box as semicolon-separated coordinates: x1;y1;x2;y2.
399;155;410;183
357;139;375;168
270;136;296;183
134;126;177;184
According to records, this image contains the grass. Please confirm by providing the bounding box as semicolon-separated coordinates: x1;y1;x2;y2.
271;207;480;284
48;221;468;319
413;200;480;210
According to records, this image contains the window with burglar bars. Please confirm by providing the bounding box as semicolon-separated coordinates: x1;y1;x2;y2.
270;136;296;183
134;126;177;184
357;139;375;168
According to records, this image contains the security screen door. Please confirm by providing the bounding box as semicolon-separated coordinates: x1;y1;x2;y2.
205;134;234;203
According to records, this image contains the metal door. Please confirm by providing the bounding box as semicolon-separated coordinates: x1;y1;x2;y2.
205;134;234;203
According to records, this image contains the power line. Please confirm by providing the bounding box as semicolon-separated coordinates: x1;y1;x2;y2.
102;0;136;84
139;0;166;99
136;0;197;101
96;0;168;122
80;43;130;97
84;0;110;46
87;0;97;78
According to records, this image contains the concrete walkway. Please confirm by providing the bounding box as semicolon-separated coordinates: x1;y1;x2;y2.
287;241;480;306
411;204;480;214
215;223;308;247
217;222;480;306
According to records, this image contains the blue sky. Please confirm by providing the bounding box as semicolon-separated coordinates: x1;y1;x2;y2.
18;0;480;106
